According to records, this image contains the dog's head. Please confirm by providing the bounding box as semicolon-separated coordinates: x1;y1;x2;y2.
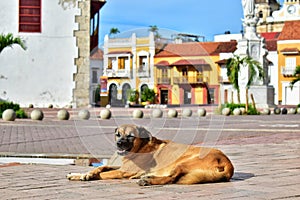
115;124;152;156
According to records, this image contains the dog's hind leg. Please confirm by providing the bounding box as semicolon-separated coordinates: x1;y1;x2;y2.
137;165;186;186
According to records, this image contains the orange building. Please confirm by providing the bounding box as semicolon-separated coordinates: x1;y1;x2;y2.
154;41;236;105
277;20;300;105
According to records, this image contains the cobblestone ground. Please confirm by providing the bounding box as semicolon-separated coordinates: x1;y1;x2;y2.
0;108;299;199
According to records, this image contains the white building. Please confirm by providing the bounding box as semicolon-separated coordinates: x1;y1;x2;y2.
0;0;105;108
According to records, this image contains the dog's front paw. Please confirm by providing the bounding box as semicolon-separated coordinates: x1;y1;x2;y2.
79;173;95;181
137;178;150;186
137;175;153;186
67;173;93;181
67;173;83;181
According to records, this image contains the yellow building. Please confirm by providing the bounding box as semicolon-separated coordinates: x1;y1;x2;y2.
277;20;300;105
102;32;155;106
154;41;237;105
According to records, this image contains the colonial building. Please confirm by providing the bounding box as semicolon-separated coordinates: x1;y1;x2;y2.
102;32;155;106
256;0;300;33
277;20;300;105
154;41;237;105
0;0;105;108
90;48;103;106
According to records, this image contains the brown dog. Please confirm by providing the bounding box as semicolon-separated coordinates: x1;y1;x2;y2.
67;124;234;186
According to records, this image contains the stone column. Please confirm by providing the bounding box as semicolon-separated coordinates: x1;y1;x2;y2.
73;0;91;107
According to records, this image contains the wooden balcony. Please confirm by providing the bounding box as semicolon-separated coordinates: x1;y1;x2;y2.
173;76;206;84
157;77;171;84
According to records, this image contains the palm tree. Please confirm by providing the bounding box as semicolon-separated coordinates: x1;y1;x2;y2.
109;27;120;37
0;33;26;53
243;56;264;111
290;66;300;89
226;55;243;104
226;55;264;111
148;25;161;39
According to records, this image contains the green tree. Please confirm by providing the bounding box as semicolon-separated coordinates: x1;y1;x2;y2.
109;27;120;37
290;65;300;89
148;25;161;39
226;55;264;111
0;33;26;53
226;55;243;104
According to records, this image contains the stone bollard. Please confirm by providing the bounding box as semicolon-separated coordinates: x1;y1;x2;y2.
261;108;271;115
152;108;163;118
167;109;178;118
57;109;70;120
197;108;206;117
2;109;16;121
31;109;44;120
100;109;111;119
281;108;287;115
288;108;297;114
182;109;193;117
222;108;231;116
233;108;241;116
132;110;144;118
78;109;90;120
273;107;281;115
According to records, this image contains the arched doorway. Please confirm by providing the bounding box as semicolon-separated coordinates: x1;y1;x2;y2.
141;84;148;94
109;84;118;106
122;83;131;105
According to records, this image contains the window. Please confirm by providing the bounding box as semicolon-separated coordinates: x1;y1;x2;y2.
19;0;41;32
92;69;98;84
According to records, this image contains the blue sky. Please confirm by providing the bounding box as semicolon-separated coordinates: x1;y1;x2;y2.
99;0;284;44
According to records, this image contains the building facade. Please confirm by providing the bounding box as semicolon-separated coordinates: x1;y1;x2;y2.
102;32;156;106
277;20;300;105
256;0;300;33
0;0;105;108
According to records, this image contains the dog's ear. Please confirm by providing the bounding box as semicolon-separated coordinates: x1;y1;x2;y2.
137;126;152;141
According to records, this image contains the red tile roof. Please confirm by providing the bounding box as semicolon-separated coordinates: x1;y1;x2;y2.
278;20;300;40
265;40;277;51
90;48;103;60
155;42;220;57
212;41;237;55
170;59;209;66
260;32;280;40
155;60;170;66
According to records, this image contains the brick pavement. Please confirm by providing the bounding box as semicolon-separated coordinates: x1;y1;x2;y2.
0;107;300;199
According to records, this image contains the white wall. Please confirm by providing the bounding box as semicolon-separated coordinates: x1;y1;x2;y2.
0;0;79;107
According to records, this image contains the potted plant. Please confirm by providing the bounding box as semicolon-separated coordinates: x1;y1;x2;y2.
141;88;155;104
128;89;139;105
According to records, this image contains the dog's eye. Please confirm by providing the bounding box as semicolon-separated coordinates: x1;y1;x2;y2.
128;133;135;138
115;132;121;137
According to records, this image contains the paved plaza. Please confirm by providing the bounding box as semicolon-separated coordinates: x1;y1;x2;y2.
0;107;300;199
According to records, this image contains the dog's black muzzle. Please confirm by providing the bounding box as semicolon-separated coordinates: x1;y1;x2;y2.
116;138;134;155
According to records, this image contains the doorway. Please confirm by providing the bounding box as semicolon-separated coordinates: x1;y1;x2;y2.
160;89;168;104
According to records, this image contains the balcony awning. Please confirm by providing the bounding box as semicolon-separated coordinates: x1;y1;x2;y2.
215;59;228;65
170;59;209;66
280;48;299;55
155;60;170;66
107;51;132;55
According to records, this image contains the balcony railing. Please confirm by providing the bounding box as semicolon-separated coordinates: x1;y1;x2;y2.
137;66;150;77
173;76;206;84
281;66;296;76
105;69;131;78
157;77;171;84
